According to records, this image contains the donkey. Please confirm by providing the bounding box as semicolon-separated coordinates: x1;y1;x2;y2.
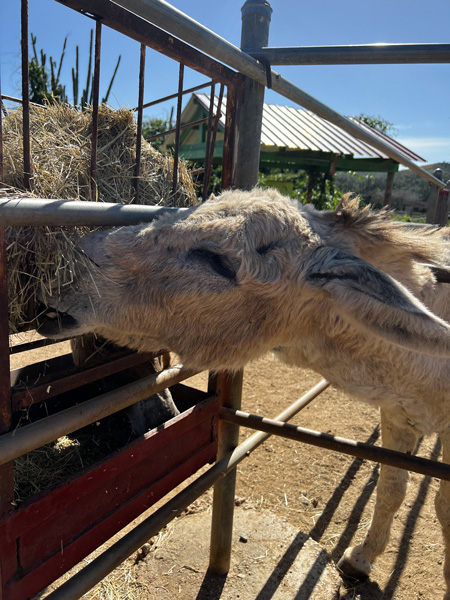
38;188;450;598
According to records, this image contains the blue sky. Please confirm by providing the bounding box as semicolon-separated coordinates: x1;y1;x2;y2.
1;0;449;165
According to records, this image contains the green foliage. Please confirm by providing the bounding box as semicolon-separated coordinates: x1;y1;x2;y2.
258;168;342;210
355;113;397;136
29;32;121;109
142;110;174;150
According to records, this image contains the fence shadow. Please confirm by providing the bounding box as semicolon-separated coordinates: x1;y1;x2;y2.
196;428;439;600
382;436;441;600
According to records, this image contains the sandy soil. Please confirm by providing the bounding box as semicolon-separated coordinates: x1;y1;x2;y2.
12;344;445;600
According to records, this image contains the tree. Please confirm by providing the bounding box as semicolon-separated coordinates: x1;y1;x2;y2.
142;108;174;150
28;32;121;109
356;113;397;137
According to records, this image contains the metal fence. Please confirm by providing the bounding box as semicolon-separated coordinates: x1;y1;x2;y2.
1;1;450;599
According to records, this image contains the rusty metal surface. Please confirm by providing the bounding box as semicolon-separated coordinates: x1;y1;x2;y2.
11;349;159;410
202;82;216;201
221;82;239;190
20;0;31;190
0;392;218;600
138;81;213;112
90;21;102;200
202;83;225;200
172;63;184;194
55;0;238;87
221;407;450;482
9;337;70;355
0;229;11;433
134;43;146;199
144;117;209;142
0;229;14;517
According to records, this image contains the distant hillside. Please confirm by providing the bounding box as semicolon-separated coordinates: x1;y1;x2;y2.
334;162;450;213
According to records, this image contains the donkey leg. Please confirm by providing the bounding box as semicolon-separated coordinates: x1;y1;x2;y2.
338;409;419;579
435;434;450;600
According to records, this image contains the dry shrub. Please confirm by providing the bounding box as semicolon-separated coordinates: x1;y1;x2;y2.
1;103;197;331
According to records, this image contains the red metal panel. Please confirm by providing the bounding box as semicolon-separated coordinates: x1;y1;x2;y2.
11;349;158;409
0;395;218;600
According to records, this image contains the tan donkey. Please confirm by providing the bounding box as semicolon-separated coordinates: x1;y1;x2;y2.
39;188;450;598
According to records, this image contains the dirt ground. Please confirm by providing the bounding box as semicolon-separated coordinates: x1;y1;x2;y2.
127;358;445;600
12;346;445;600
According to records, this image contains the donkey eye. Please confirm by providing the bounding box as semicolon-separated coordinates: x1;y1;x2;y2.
189;248;237;280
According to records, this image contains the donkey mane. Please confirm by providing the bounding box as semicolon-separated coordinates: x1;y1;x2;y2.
317;195;449;270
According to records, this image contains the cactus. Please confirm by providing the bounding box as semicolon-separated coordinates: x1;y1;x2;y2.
29;31;121;110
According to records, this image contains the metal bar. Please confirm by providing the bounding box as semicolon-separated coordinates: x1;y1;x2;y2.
203;83;224;197
221;406;450;482
0;365;197;466
209;370;243;574
11;351;158;410
0;228;14;517
56;0;237;87
9;337;70;355
202;82;215;201
246;43;450;66
134;43;146;200
20;0;31;190
44;378;329;600
0;198;187;227
135;81;213;111
221;82;238;190
90;20;102;200
144;117;209;141
172;63;184;194
0;229;11;433
111;0;445;189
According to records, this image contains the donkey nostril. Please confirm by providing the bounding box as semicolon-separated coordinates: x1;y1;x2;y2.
44;311;59;320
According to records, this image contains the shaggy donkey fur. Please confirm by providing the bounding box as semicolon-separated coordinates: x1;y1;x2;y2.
39;188;450;598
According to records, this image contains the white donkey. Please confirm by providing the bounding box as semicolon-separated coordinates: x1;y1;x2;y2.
39;188;450;597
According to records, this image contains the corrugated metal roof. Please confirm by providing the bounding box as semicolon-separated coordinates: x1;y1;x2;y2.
193;93;425;162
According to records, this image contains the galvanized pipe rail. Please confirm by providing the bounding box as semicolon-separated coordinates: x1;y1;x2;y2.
111;0;445;189
0;365;196;466
0;197;186;227
246;43;450;65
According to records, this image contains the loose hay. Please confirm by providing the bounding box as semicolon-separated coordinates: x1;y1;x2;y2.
1;103;197;331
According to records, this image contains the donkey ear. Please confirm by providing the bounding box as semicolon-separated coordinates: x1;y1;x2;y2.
303;247;450;358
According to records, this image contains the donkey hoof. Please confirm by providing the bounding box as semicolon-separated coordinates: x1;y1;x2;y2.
337;548;371;581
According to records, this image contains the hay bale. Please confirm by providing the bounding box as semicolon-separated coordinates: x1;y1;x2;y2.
1;103;197;331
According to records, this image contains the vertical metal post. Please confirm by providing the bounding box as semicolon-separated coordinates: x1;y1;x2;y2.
203;82;224;200
172;63;184;194
0;228;14;516
208;0;272;575
221;84;238;190
134;43;146;200
21;0;31;190
202;82;216;201
208;371;244;573
233;0;272;190
90;20;102;200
